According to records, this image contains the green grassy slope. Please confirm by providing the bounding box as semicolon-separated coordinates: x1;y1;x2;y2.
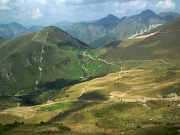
0;26;120;103
93;18;180;69
67;23;104;44
0;26;89;96
0;19;180;135
90;13;180;48
0;36;6;45
0;68;180;134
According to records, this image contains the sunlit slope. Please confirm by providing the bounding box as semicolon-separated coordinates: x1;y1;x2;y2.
0;26;121;96
95;18;180;69
48;69;180;133
0;27;87;95
0;36;6;45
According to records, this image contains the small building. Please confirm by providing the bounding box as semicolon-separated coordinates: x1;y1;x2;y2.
47;99;55;103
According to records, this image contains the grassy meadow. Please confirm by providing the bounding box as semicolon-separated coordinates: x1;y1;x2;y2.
0;68;180;134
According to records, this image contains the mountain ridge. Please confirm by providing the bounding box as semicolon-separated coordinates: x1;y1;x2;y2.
0;26;120;101
0;22;44;39
96;17;180;68
67;14;123;44
90;9;180;48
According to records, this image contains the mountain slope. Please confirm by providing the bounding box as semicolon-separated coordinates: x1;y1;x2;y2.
90;9;179;48
53;20;77;31
0;22;28;39
0;36;6;45
67;14;123;44
0;26;85;95
0;26;120;100
28;25;44;32
91;17;180;69
159;12;180;21
0;22;44;39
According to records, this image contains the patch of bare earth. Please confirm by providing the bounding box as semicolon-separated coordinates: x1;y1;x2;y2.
109;91;127;99
36;127;59;133
135;32;157;39
1;107;35;119
72;124;103;133
132;83;157;90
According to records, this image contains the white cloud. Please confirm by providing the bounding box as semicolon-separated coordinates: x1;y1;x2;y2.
32;7;42;19
1;0;9;4
121;0;147;10
0;5;10;10
156;0;175;10
0;0;178;27
61;0;109;5
35;0;46;4
115;10;125;14
113;2;119;7
0;0;10;10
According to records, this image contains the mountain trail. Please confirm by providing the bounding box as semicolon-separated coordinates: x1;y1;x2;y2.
83;50;123;78
31;29;49;80
122;59;175;67
32;31;40;40
158;30;180;34
74;84;90;101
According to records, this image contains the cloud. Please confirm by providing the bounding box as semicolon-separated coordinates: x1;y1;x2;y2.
61;0;109;5
115;10;125;14
1;0;9;4
60;0;140;5
0;0;10;10
0;0;178;27
113;2;119;7
121;0;147;10
32;7;43;19
156;0;175;10
113;0;147;15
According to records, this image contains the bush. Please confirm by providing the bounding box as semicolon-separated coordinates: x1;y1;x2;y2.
40;121;45;124
58;125;71;132
167;122;170;126
136;125;141;129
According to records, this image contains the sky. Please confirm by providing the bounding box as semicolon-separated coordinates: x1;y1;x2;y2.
0;0;180;27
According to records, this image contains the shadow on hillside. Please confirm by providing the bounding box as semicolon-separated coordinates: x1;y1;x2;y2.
17;78;81;106
105;40;122;48
78;91;107;101
37;78;80;90
0;96;18;111
48;102;97;123
48;92;107;123
48;105;83;123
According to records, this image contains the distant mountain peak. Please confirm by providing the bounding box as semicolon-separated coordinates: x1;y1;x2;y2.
10;22;20;25
95;14;120;24
10;22;23;26
107;14;116;17
104;14;119;20
28;25;44;32
140;9;156;16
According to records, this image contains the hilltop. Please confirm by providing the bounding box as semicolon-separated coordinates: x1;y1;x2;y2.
0;26;121;104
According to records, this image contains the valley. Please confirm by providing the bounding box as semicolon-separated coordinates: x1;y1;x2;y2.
0;9;180;135
0;68;180;135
